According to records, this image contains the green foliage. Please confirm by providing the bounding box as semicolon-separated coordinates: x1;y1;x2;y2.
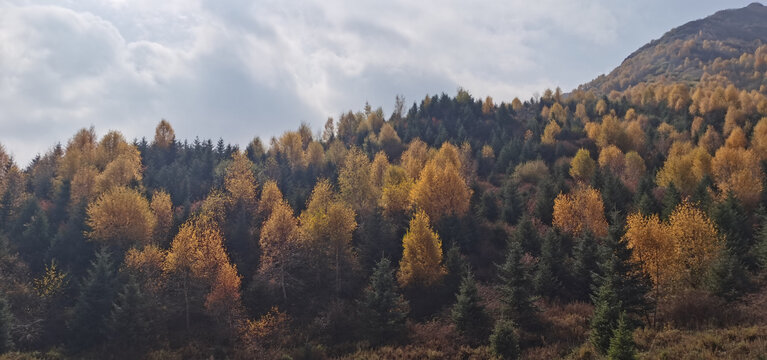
68;249;119;351
489;319;520;360
0;295;13;353
571;231;600;302
534;230;564;299
451;269;490;344
607;313;636;360
590;278;622;354
706;249;751;302
496;240;538;330
360;258;409;346
109;276;154;352
711;192;753;267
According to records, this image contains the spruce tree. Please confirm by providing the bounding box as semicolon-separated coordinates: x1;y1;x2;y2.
360;258;409;345
451;269;489;344
571;231;600;302
711;192;752;268
707;249;750;302
444;245;468;300
607;312;636;360
489;319;520;360
534;230;563;300
68;248;119;351
497;240;537;330
513;217;540;256
661;183;681;220
109;276;153;352
590;278;621;354
0;295;13;354
502;179;522;225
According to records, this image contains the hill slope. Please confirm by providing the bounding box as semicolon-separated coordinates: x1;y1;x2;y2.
580;2;767;93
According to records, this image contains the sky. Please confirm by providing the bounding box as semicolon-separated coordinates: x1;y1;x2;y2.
0;0;758;166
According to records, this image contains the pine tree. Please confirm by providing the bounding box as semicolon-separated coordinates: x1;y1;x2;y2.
0;295;13;354
711;192;752;268
489;319;520;360
534;230;563;299
497;240;537;330
502;179;522;225
513;217;540;256
661;183;681;220
572;231;600;302
360;258;409;345
451;269;489;344
69;248;119;351
444;245;468;300
109;276;153;352
707;248;750;302
590;278;621;354
607;312;636;360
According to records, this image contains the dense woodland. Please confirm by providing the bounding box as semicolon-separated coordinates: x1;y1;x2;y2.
5;8;767;360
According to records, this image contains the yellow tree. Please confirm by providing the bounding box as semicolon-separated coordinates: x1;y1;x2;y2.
164;213;242;328
570;149;596;182
622;151;646;192
624;213;673;297
598;145;625;176
751;117;767;160
259;200;300;300
541;120;562;145
666;202;722;288
410;144;471;222
656;142;711;194
711;146;763;208
153;119;176;149
397;210;446;287
724;126;747;149
93;146;143;194
401;138;429;179
150;190;173;244
339;147;376;214
380;165;414;219
225;151;258;211
299;180;357;295
258;180;284;222
86;186;157;248
552;186;608;238
370;151;390;190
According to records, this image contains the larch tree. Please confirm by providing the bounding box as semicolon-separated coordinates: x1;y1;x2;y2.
397;210;446;288
339;147;376;214
711;146;763;208
552;185;609;238
258;180;285;222
409;143;471;222
224;151;258;211
150;190;173;244
86;186;157;249
570;149;596;182
259;200;300;300
401;138;429;179
380;165;414;219
153;119;176;149
541;120;561;145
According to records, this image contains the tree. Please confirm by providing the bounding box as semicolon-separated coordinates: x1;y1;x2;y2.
497;240;538;330
599;145;625;176
69;249;119;351
401;138;429;179
258;180;284;222
541;120;561;145
397;210;446;287
224;151;258;211
534;230;564;299
711;146;763;208
570;149;596;182
299;179;357;295
553;185;609;238
572;231;600;301
667;202;722;288
590;278;621;354
489;319;520;360
360;258;409;345
380;165;413;219
655;142;711;195
607;312;636;360
153;119;175;149
410;143;472;222
108;276;154;352
339;147;376;214
150;190;173;244
259;200;300;300
707;248;750;302
86;186;157;249
0;295;12;353
451;269;490;344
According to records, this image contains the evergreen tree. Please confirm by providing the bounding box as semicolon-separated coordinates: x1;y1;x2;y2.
489;319;520;360
607;312;636;360
68;248;119;351
513;217;540;256
633;176;658;216
534;230;563;299
501;179;522;225
360;258;409;345
707;248;750;302
534;180;557;225
661;184;681;220
571;231;600;302
590;278;621;354
451;269;490;344
0;295;12;354
444;245;468;300
496;240;538;330
108;276;153;352
711;192;752;268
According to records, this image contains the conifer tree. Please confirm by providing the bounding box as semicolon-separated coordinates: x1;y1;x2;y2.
607;312;636;360
360;258;408;345
711;192;752;267
497;240;537;330
707;248;750;302
534;230;563;299
109;276;154;352
590;278;621;354
444;245;468;300
69;248;119;351
451;269;489;344
572;231;600;301
489;319;520;360
501;179;522;225
661;183;681;220
0;295;12;354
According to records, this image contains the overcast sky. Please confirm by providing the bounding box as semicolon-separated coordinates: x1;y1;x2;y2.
0;0;758;166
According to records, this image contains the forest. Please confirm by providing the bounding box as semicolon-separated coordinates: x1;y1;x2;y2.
4;13;767;360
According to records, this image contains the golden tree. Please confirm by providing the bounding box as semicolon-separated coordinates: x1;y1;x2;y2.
656;142;711;194
541;120;562;145
552;186;608;238
752;117;767;160
625;212;673;295
410;145;471;222
711;146;763;208
724;126;747;149
598;145;625;176
380;165;414;218
225;151;258;211
666;202;722;288
150;190;173;244
401;138;429;179
339;147;376;214
397;210;446;287
259;200;300;300
570;149;596;182
622;151;646;192
370;151;390;190
153;119;176;149
86;186;156;248
258;180;284;221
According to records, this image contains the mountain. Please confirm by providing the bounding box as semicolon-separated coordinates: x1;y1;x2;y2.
580;2;767;94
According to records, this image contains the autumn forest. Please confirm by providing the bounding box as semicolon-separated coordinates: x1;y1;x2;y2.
4;3;767;360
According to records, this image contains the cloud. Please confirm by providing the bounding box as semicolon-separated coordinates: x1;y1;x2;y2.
0;0;753;166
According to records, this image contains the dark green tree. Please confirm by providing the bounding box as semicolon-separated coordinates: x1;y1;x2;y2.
444;245;468;300
607;312;636;360
534;230;563;299
108;276;154;352
590;278;621;354
68;248;119;351
711;192;752;268
360;258;409;345
571;231;600;302
489;319;520;360
513;217;540;256
497;240;538;330
534;179;557;225
501;179;522;225
706;248;750;302
451;269;490;344
661;183;681;220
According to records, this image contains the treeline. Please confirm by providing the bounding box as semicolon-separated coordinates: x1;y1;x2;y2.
2;59;767;359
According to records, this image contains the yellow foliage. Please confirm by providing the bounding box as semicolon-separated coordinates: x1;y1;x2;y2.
570;149;596;182
305;141;325;169
724;127;747;149
380;165;414;218
656;142;711;194
150;190;173;243
699;126;723;154
598;145;625;175
153;119;175;149
370;151;390;189
410;148;471;222
258;180;284;221
623;151;646;192
625;213;673;291
752;117;767;160
552;186;608;238
124;245;166;294
339;147;376;213
94;146;143;194
401;139;429;179
397;210;446;287
666;202;723;288
225;151;258;210
86;186;156;248
541;120;562;145
711;146;763;208
259;200;300;299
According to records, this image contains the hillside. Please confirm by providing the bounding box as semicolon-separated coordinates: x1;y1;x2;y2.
580;2;767;94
